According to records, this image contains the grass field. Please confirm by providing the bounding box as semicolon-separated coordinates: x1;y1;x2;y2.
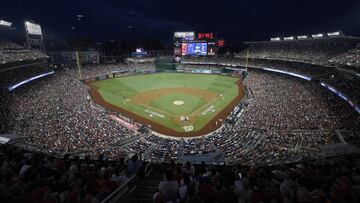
89;72;240;134
149;93;207;115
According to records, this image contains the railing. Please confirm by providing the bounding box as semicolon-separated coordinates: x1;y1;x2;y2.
101;162;153;203
100;174;137;203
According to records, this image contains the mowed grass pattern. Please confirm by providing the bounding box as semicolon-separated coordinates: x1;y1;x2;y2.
90;73;239;133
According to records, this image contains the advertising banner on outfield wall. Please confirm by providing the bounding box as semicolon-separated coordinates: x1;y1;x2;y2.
96;75;107;80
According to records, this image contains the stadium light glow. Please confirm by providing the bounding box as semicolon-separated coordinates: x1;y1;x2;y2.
284;36;295;41
262;67;312;81
312;33;324;38
270;37;281;41
297;35;308;40
8;70;55;91
0;20;12;27
327;31;342;37
356;106;360;114
25;21;43;35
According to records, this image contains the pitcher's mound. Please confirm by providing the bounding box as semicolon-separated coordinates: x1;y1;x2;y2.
173;100;184;106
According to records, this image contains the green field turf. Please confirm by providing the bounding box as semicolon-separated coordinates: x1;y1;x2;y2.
89;72;239;133
149;93;207;115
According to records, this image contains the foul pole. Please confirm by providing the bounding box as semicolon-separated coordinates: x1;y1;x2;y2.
245;49;249;70
76;50;82;80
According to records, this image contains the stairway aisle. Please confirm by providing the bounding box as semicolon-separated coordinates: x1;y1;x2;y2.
130;168;163;203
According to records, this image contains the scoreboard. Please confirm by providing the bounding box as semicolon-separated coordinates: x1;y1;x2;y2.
181;43;207;56
198;33;214;40
174;31;224;57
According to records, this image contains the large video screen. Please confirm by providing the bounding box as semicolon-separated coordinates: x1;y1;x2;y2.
174;32;195;41
181;43;207;55
25;21;42;35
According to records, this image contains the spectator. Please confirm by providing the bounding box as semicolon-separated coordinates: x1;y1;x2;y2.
197;177;215;203
158;169;179;202
178;173;192;201
186;183;203;203
128;154;142;175
182;162;195;177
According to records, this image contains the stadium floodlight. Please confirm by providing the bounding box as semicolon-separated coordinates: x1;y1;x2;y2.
77;14;85;21
0;20;12;27
327;31;343;37
270;37;281;41
25;21;42;35
284;36;295;41
312;33;324;38
136;48;144;53
297;35;308;40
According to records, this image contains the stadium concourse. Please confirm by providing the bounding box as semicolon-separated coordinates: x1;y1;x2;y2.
0;36;360;202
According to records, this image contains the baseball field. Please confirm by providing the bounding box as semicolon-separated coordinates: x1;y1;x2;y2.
87;72;244;137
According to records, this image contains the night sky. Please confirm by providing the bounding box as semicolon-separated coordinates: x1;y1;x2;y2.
1;0;360;44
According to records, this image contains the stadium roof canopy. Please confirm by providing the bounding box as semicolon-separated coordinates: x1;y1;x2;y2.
0;24;15;30
244;35;360;44
0;134;23;144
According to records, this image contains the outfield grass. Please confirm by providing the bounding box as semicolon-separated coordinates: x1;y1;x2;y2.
90;73;239;133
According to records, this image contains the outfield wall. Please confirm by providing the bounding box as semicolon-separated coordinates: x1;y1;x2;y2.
81;68;243;84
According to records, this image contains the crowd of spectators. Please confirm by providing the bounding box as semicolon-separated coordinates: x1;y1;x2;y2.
182;56;334;78
0;86;11;134
154;155;360;203
183;55;360;109
0;60;359;166
176;64;222;73
235;37;359;65
0;40;48;64
0;65;51;88
0;144;136;202
2;137;360;203
7;69;144;156
123;70;360;165
64;60;156;80
328;44;360;69
1;38;360;201
320;72;360;107
67;63;131;79
240;70;359;131
0;47;359;167
0;65;50;135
